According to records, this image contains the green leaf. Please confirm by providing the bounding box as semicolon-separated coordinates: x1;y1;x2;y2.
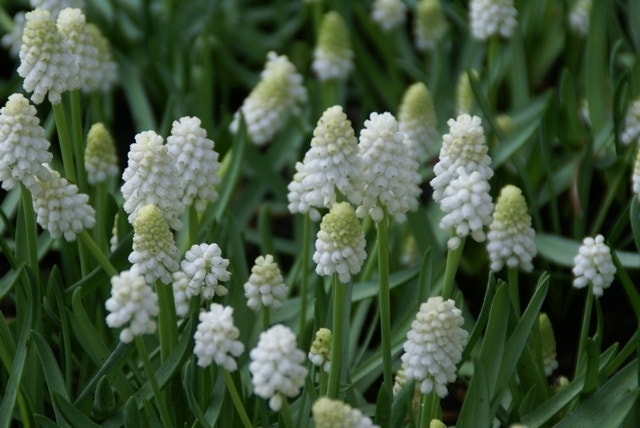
52;392;101;428
391;380;415;428
630;196;640;253
536;233;640;268
582;338;600;394
457;358;491;428
124;397;143;428
32;331;69;422
478;281;510;397
585;0;608;132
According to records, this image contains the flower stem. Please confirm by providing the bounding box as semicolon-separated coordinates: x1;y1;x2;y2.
78;230;118;277
20;185;38;274
156;281;178;361
262;306;270;331
327;275;345;398
299;214;311;345
377;211;394;408
222;370;253;428
574;288;594;378
280;397;294;428
135;337;174;426
52;102;77;185
508;267;520;316
418;392;438;428
68;90;87;194
441;237;466;300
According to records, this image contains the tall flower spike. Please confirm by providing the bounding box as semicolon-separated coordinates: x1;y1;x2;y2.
572;234;616;297
469;0;518;40
18;9;79;104
166;116;220;212
308;327;332;373
287;105;364;220
244;254;287;310
85;123;118;185
56;8;99;92
181;243;231;300
400;296;468;398
312;397;379;428
1;12;26;58
128;204;180;284
487;185;536;272
538;313;559;376
33;165;95;241
0;93;52;192
121;130;184;230
568;0;591;37
356;112;422;223
621;98;640;146
371;0;407;32
398;82;439;160
105;266;159;343
83;23;118;92
413;0;449;52
249;324;308;411
314;202;367;283
229;51;307;146
312;11;353;81
193;303;244;371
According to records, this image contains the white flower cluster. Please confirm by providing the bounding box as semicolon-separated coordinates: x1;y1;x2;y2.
572;235;616;297
568;0;591;37
121;130;184;230
56;8;100;93
308;327;332;373
249;324;308;411
430;114;494;249
312;397;379;428
621;99;640;146
82;23;117;92
401;296;468;398
182;243;231;300
166;116;220;212
244;254;287;310
105;266;159;343
193;303;244;371
171;271;191;318
314;202;367;283
414;0;449;52
33;165;95;241
128;204;180;284
0;93;52;193
398;82;439;160
31;0;85;18
230;51;307;146
469;0;518;40
85;123;119;185
538;313;558;376
312;11;354;81
287;105;364;220
356;112;422;223
487;185;536;272
371;0;407;32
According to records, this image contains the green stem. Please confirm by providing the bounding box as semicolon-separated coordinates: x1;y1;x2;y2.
280;397;294;428
69;90;87;194
441;237;466;300
78;230;117;277
574;288;595;378
156;281;178;362
299;215;311;346
377;212;394;410
327;275;345;398
508;267;520;316
135;337;173;427
222;370;253;428
418;393;436;428
262;306;270;331
319;368;329;396
52;102;77;184
20;185;38;274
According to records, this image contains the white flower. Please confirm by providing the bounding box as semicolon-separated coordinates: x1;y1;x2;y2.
85;123;119;185
308;327;332;373
314;202;367;283
121;130;185;230
414;0;449;52
249;324;308;411
487;185;536;272
18;9;79;104
0;93;53;192
621;98;640;146
1;12;26;58
128;204;180;285
538;313;558;376
193;303;244;371
181;243;231;300
166;116;220;212
83;23;118;92
33;165;95;241
230;52;307;146
398;82;438;160
400;296;468;398
105;266;159;343
356;112;422;223
244;254;287;310
30;0;85;18
371;0;407;32
312;397;379;428
312;11;353;81
56;8;100;93
172;271;190;318
287;105;364;220
572;235;616;297
469;0;518;40
568;0;591;37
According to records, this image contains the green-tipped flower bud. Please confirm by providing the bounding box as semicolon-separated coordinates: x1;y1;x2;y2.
308;327;332;372
85;123;118;185
313;11;353;81
413;0;448;52
398;82;438;160
538;313;558;376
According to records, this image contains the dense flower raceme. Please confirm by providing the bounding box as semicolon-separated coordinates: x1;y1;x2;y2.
398;82;438;160
312;11;354;81
572;235;616;297
487;185;537;272
128;204;180;285
193;303;244;371
84;123;118;185
356;112;422;223
314;202;367;283
244;254;287;310
538;313;559;376
621;98;640;146
568;0;591;37
312;397;379;428
0;93;52;192
287;105;364;220
230;51;307;146
469;0;518;40
181;243;231;300
166;116;220;212
56;8;100;93
308;327;332;373
105;266;159;343
249;324;308;411
371;0;407;32
33;165;95;241
413;0;449;52
121;130;185;230
400;296;468;398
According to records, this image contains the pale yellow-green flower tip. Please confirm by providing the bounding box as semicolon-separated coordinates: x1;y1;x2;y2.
455;69;479;115
322;202;362;250
85;123;119;185
538;313;559;376
308;327;332;372
312;397;379;428
398;82;438;159
313;11;353;80
414;0;448;52
430;420;447;428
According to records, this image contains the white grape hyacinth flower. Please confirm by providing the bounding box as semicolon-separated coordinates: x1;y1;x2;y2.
193;303;244;371
568;0;591;37
469;0;518;40
30;0;85;18
312;397;379;428
244;254;287;310
371;0;406;32
398;82;439;161
181;243;231;300
84;123;119;185
572;235;616;297
312;11;354;81
414;0;449;52
621;98;640;146
308;327;332;373
56;8;100;93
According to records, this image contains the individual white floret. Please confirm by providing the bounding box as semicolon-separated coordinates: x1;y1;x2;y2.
469;0;518;40
572;235;616;297
308;327;332;373
312;11;353;81
244;254;287;310
312;397;379;428
181;243;231;300
85;123;119;185
371;0;407;32
193;303;244;371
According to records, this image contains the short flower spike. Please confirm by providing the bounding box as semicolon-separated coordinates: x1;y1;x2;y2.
572;234;616;297
312;11;353;81
193;303;244;371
